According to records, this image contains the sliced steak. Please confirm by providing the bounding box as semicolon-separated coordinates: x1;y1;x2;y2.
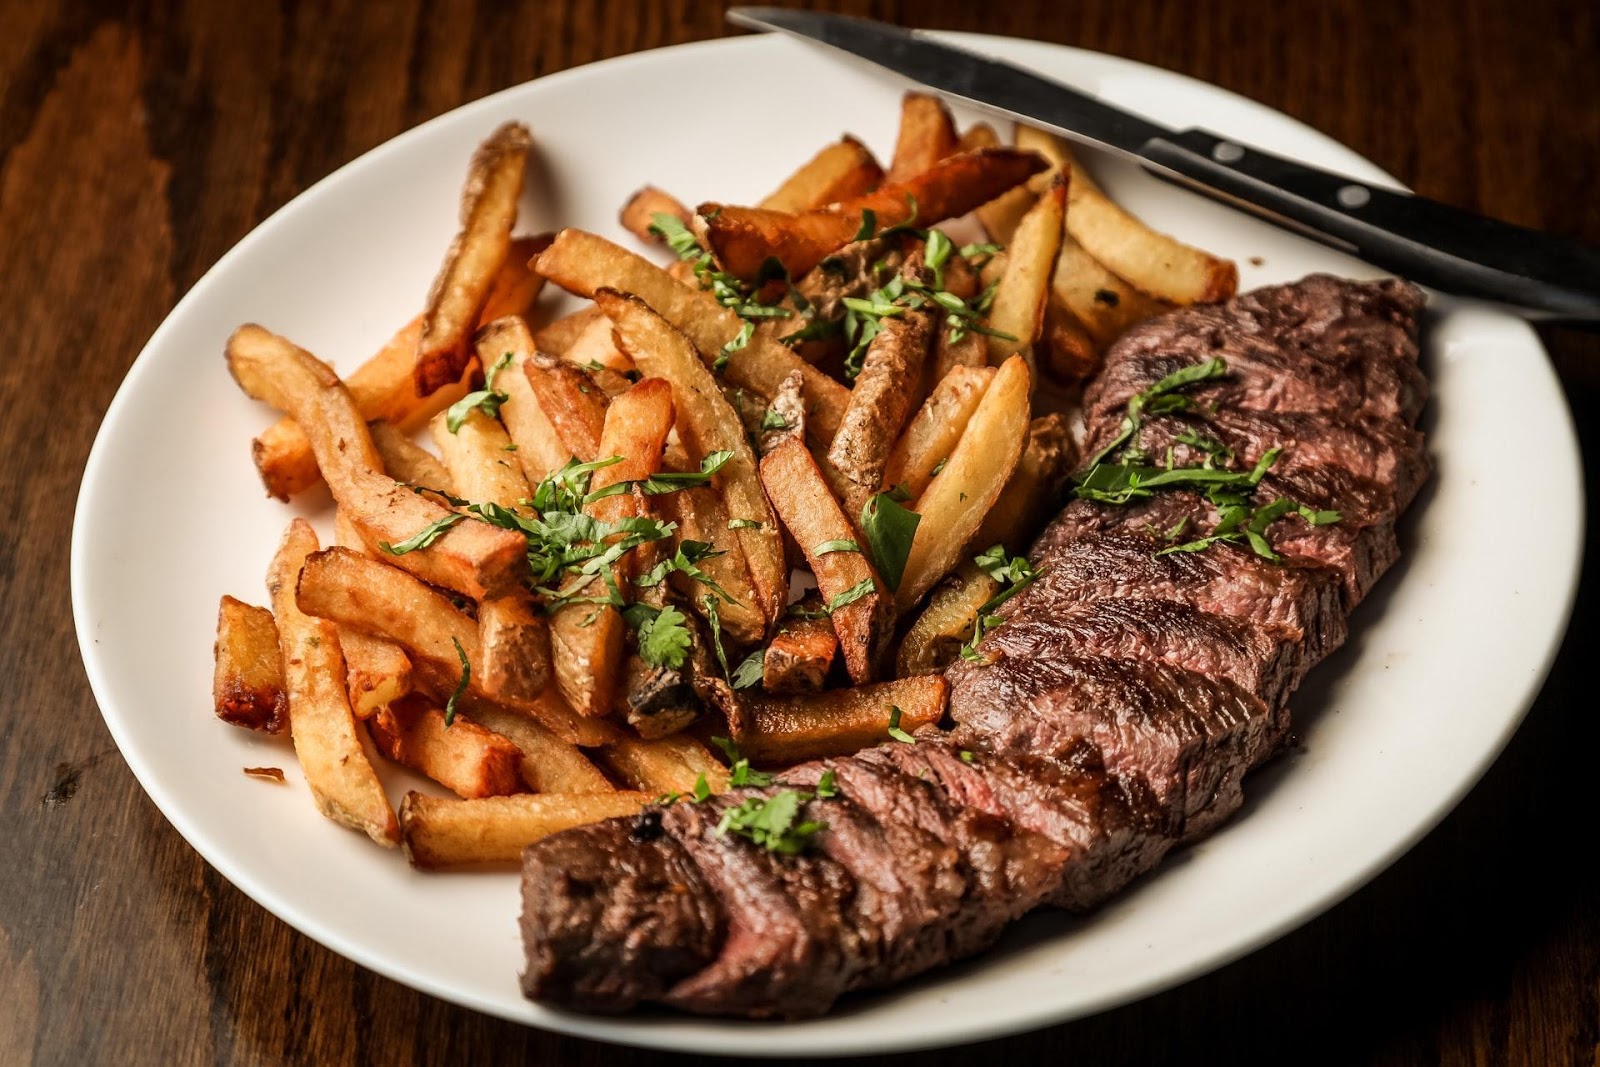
519;817;723;1012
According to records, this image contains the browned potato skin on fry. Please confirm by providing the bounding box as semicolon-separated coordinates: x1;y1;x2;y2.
531;305;604;356
458;700;615;791
600;733;731;796
213;595;287;733
897;562;1001;678
415;121;532;396
524;353;609;461
741;676;948;763
762;602;838;694
477;315;571;485
986;174;1067;369
619;185;691;243
882;364;995;501
476;595;552;706
973;413;1076;555
479;233;554;323
369;420;455;494
826;306;936;518
886;92;959;184
369;694;524;799
760;438;894;684
399;790;648;869
697;147;1048;280
759;135;884;213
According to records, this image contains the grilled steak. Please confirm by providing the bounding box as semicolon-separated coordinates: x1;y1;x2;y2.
519;274;1429;1018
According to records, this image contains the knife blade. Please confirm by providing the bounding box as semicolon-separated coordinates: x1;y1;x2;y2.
728;7;1600;325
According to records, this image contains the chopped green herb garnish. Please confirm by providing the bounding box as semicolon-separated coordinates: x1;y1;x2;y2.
378;513;465;555
760;408;789;432
444;636;470;726
445;351;515;433
859;491;921;591
815;769;839;798
629;603;693;670
813;539;859;555
727;518;763;530
959;750;976;763
716;790;825;854
693;773;713;803
887;705;915;744
731;648;765;690
960;546;1042;660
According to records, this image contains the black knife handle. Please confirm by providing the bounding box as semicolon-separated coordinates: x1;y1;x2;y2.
1142;129;1600;324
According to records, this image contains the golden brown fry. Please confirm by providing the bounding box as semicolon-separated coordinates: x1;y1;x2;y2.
476;595;552;706
535;229;850;446
898;354;1031;611
986;174;1066;368
826;307;936;517
762;602;838;694
760;135;884;212
369;694;523;799
524;353;609;461
267;520;398;846
600;733;731;796
1041;293;1102;381
559;312;632;374
399;790;648;869
886;92;960;183
741;676;948;763
228;325;526;599
458;701;615;791
881;364;995;500
961;123;1036;244
619;185;691;243
761;438;893;683
696;147;1048;280
429;394;531;512
415;122;532;395
598;289;786;628
652;480;766;645
973;412;1075;554
1051;230;1172;348
480;233;554;323
213;595;287;733
477;315;570;485
369;420;455;494
757;369;807;455
897;562;1001;677
332;510;414;719
531;304;604;355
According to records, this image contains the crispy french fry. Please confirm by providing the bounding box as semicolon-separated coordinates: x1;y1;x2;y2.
370;694;523;799
741;676;948;763
559;312;631;373
619;185;690;243
430;396;531;512
459;700;615;792
760;135;884;213
213;595;287;733
1050;230;1172;348
476;595;552;706
477;316;570;485
531;304;604;355
1041;293;1102;381
600;734;731;796
897;562;1001;677
598;289;786;628
986;174;1066;367
929;319;990;383
696;147;1047;279
960;123;1036;244
332;510;414;718
524;353;609;460
898;354;1031;610
481;233;554;322
825;306;936;517
415;122;532;395
881;364;995;500
369;420;455;494
267;520;398;846
399;790;648;869
758;369;807;455
652;480;766;645
535;229;850;446
886;92;959;183
762;603;838;693
227;325;526;599
972;412;1075;554
761;438;893;683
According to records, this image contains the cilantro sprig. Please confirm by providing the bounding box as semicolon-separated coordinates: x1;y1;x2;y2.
959;545;1043;662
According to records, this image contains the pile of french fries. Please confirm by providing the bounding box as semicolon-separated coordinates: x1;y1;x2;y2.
211;95;1236;869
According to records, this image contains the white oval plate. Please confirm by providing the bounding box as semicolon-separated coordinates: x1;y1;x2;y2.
72;32;1581;1055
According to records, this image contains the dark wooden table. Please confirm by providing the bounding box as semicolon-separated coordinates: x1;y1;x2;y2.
4;1;1596;1063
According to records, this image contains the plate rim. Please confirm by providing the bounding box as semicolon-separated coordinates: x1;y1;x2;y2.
70;30;1585;1055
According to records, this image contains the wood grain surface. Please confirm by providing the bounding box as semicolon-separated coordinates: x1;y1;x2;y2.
3;1;1597;1063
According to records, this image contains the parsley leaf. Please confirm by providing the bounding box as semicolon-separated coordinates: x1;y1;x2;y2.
716;790;825;854
693;773;712;803
378;513;465;555
859;491;921;591
631;603;692;670
635;540;735;602
727;518;763;530
827;578;877;612
444;636;470;726
445;351;515;433
887;705;916;744
813;539;859;555
960;546;1042;660
760;408;789;432
730;648;765;690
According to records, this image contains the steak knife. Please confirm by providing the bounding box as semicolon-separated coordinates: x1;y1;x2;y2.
727;7;1600;326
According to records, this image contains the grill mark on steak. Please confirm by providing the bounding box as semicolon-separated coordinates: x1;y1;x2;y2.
518;276;1429;1020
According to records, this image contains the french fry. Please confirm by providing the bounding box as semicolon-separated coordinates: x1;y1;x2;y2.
534;229;850;446
760;135;884;212
1055;140;1238;304
476;595;552;706
986;174;1066;368
369;694;524;799
415;122;532;395
369;420;455;494
825;307;935;517
972;412;1074;554
886;92;959;183
267;520;398;846
619;185;690;243
761;438;893;683
524;353;609;461
531;304;604;355
1051;230;1172;348
897;354;1031;610
961;123;1036;244
652;480;766;645
882;365;995;501
758;369;807;455
399;790;648;869
695;147;1047;280
1041;293;1102;381
559;312;632;373
741;676;948;763
598;289;786;627
213;595;287;733
480;233;554;323
332;510;414;719
477;316;570;484
762;602;838;693
430;396;531;512
897;562;1001;677
227;325;526;599
600;734;731;796
459;700;615;791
